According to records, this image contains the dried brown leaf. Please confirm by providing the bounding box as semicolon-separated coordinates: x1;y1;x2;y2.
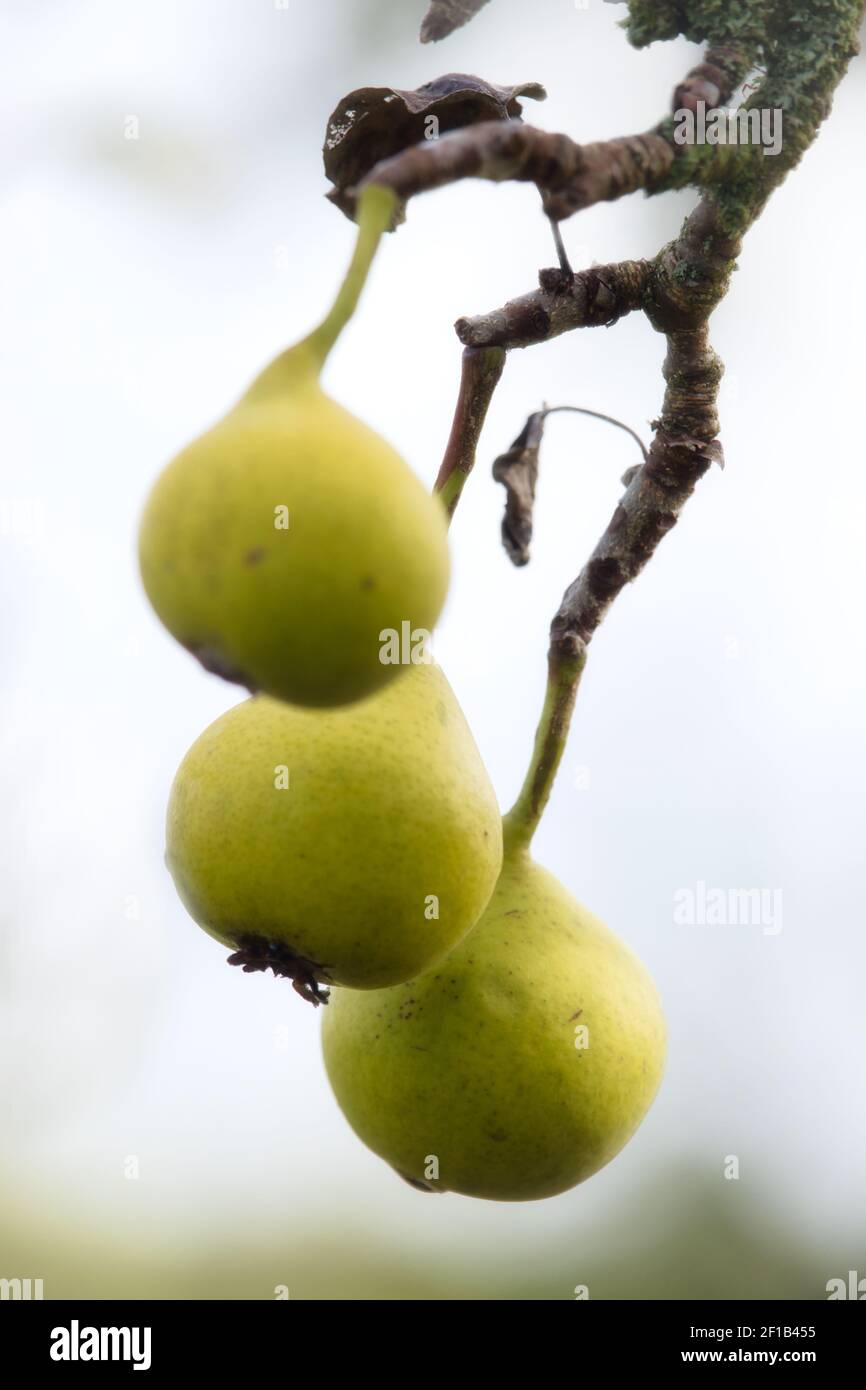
324;73;546;219
492;411;547;567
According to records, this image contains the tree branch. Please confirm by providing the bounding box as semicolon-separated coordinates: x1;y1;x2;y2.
551;324;723;654
495;1;865;844
358;119;677;224
393;4;865;845
354;35;756;228
456;259;649;350
673;40;755;113
420;0;491;43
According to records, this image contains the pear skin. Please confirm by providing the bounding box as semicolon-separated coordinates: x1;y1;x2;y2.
139;352;450;707
323;850;666;1199
166;662;502;996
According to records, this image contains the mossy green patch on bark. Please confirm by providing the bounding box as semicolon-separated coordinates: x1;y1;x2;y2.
627;0;776;54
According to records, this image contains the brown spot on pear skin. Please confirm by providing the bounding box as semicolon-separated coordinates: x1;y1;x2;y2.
244;546;267;566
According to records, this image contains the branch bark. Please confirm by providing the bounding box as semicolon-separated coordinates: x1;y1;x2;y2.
456;259;650;350
420;0;491;43
354;34;756;228
551;324;723;654
405;3;866;845
358;120;677;224
496;5;863;843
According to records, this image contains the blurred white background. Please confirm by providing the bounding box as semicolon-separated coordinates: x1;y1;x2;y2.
1;0;864;1298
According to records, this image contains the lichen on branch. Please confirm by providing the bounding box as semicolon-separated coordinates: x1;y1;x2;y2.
324;2;865;846
431;1;863;842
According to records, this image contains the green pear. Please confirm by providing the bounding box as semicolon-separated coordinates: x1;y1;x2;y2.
139;186;449;707
166;661;503;1001
322;849;666;1199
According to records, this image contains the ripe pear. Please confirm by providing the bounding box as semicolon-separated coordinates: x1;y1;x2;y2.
166;661;502;1001
139;185;450;707
323;849;666;1199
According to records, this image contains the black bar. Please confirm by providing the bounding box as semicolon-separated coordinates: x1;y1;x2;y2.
2;1298;862;1373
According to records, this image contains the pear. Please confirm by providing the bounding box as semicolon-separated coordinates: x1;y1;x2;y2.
166;661;503;1001
322;849;666;1199
139;186;449;707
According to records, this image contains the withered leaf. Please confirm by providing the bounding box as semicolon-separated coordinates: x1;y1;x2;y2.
493;404;650;566
492;411;547;567
420;0;493;43
324;73;546;219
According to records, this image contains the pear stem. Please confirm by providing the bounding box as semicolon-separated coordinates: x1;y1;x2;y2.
303;184;398;371
435;346;506;519
502;639;587;852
